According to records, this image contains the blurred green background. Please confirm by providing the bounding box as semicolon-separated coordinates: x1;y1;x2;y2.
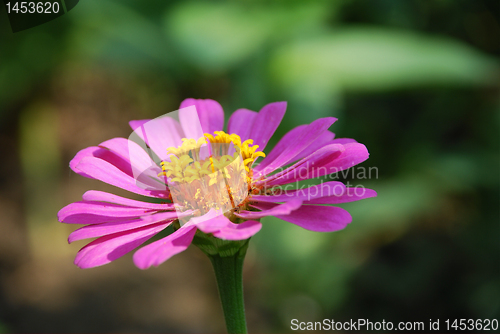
0;0;499;332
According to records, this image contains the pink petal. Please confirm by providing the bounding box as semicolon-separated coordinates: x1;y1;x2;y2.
82;191;174;210
180;98;224;134
68;211;179;243
133;225;197;269
322;142;369;173
260;144;345;187
254;117;336;175
235;199;302;219
70;146;100;178
305;187;377;204
99;138;162;184
189;212;262;240
213;220;262;240
250;102;287;151
284;138;354;167
58;201;156;224
178;105;205;141
74;223;169;269
293;130;335;162
129;119;150;132
74;156;169;198
260;143;369;187
99;138;153;170
250;181;346;203
129;116;184;161
190;211;230;234
70;144;165;191
252;202;352;232
70;146;135;180
227;108;258;141
331;138;357;145
254;124;307;172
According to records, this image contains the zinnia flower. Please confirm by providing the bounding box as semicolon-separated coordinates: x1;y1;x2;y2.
58;99;376;269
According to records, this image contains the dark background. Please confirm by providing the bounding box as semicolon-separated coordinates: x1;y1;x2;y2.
0;0;499;332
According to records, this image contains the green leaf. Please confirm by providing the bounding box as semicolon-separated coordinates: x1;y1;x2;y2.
166;2;330;71
270;27;499;95
71;0;170;64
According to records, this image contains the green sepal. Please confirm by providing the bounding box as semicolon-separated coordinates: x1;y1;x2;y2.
192;229;250;257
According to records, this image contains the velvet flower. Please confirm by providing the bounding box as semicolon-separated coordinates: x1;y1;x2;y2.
58;99;376;269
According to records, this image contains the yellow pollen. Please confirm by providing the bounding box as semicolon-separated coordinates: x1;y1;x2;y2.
159;131;265;182
158;131;265;215
205;131;266;172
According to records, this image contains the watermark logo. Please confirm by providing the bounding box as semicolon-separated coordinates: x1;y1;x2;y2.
3;0;79;32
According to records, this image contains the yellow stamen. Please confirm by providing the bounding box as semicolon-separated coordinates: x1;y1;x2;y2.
158;131;265;215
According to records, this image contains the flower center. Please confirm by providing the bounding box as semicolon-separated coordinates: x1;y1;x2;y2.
159;131;265;220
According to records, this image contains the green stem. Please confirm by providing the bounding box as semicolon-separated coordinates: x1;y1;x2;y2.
209;249;248;334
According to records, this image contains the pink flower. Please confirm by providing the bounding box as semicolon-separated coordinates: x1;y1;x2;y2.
58;99;376;269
